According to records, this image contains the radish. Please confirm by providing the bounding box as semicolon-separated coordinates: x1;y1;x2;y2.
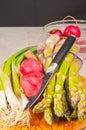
49;29;63;38
20;57;43;75
63;25;81;38
20;72;44;98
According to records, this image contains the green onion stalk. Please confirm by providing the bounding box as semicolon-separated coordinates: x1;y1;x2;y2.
4;46;37;76
0;66;7;109
11;57;29;110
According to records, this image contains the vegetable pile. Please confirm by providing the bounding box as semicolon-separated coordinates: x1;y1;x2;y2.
0;17;86;128
33;33;86;125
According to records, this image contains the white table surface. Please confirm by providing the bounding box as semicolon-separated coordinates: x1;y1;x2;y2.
0;27;86;77
0;27;47;63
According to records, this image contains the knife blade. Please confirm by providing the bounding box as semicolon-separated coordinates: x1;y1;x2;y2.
24;35;76;110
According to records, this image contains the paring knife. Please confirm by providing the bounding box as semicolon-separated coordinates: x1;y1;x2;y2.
24;35;76;110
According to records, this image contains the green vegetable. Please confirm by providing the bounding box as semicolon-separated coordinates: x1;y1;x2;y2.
68;58;82;108
2;45;37;109
44;107;54;125
4;46;37;76
11;59;21;97
0;66;7;108
43;44;53;71
33;73;56;113
0;66;20;109
67;57;86;121
77;76;86;121
0;46;37;127
54;45;79;117
11;46;37;109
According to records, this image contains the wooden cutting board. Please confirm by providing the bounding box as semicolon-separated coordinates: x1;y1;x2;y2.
0;110;86;130
29;108;86;130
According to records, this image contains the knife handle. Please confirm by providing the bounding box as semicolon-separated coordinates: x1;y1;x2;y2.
52;35;76;65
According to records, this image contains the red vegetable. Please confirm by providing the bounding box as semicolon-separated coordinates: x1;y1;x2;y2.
20;58;43;75
20;72;44;98
63;25;81;38
49;29;63;37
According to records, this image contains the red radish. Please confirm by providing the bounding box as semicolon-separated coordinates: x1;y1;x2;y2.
63;25;81;38
20;72;44;98
49;29;63;37
77;40;86;45
20;57;43;75
27;72;44;79
77;40;86;52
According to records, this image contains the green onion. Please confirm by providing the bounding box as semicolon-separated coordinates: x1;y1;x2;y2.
0;46;37;127
11;46;37;109
0;67;7;108
0;67;20;109
4;46;37;76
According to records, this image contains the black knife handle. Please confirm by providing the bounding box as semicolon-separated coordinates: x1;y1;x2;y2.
51;35;76;65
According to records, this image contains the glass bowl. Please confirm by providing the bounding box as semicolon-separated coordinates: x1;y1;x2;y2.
43;19;86;77
43;20;86;51
43;19;86;38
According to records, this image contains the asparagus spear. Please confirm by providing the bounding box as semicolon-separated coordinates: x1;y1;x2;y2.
54;45;79;117
44;107;54;125
77;75;86;121
33;72;56;112
68;58;86;121
68;57;82;108
65;77;78;119
43;73;57;124
33;73;57;124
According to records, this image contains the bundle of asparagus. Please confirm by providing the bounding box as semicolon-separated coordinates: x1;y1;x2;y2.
33;35;86;125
